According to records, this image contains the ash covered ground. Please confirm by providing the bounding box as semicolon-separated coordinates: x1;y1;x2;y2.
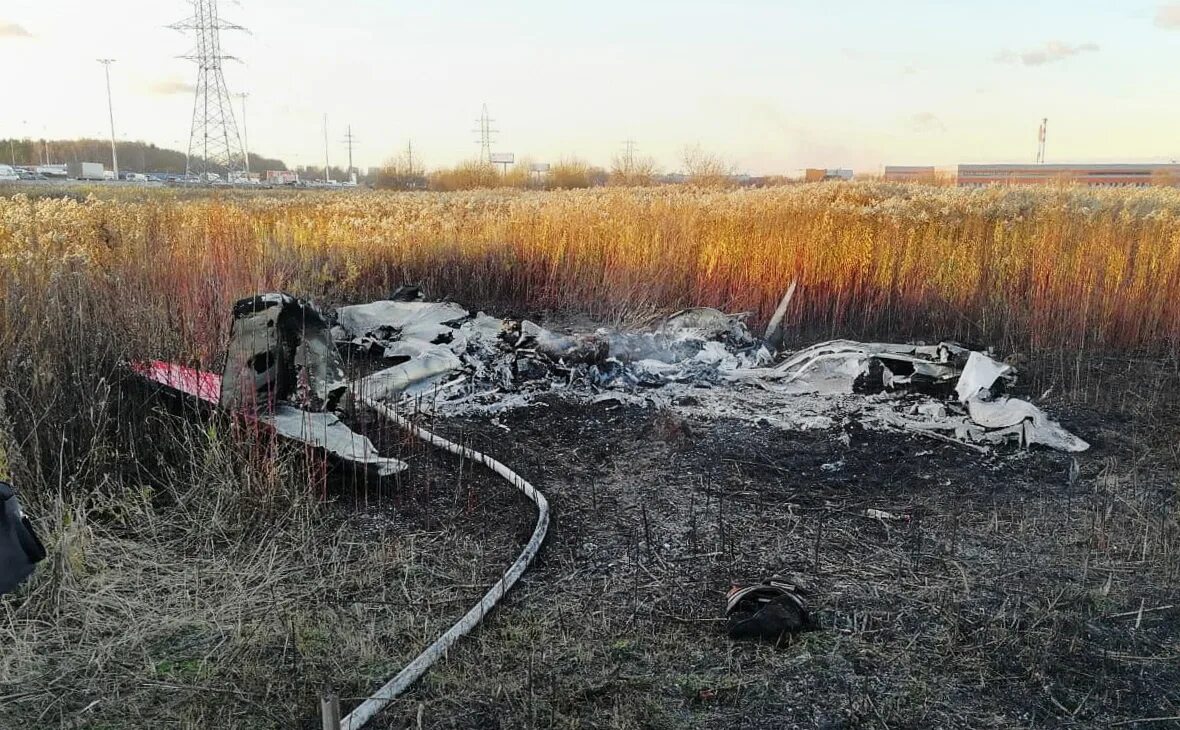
323;296;1179;729
343;387;1178;729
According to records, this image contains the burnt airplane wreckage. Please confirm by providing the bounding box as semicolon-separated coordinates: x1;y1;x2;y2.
333;290;1088;454
127;288;1088;728
136;291;1088;482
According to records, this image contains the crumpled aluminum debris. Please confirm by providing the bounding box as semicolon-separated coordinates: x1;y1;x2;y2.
335;295;1088;454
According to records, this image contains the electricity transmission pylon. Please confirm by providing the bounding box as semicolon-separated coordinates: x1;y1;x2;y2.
170;0;247;179
473;104;497;164
621;138;638;174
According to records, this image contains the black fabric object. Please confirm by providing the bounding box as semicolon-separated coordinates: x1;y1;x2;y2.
0;481;45;596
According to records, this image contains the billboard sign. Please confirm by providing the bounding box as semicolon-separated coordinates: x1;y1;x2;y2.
529;163;551;173
489;153;515;165
267;170;299;185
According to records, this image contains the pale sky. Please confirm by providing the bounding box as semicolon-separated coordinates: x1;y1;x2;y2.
2;1;1179;174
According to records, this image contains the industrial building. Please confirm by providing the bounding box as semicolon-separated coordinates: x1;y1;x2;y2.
957;164;1180;188
804;168;853;182
884;166;937;183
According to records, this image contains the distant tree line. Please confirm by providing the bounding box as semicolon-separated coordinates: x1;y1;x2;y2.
292;165;355;183
372;145;742;191
1;138;784;189
0;138;287;175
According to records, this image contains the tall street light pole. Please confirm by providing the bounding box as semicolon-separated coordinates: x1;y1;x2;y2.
97;59;119;179
238;92;250;176
323;113;330;183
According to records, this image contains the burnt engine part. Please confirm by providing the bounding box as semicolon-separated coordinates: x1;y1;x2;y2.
725;579;813;641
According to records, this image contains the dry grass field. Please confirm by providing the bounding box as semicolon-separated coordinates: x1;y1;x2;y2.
1;183;1178;728
5;183;1180;356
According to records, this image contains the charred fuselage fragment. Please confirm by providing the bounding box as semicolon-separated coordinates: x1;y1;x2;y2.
220;294;348;413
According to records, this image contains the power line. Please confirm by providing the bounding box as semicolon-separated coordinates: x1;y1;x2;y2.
170;0;248;179
97;59;119;178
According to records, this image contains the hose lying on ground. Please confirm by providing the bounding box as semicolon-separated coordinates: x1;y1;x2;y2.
341;395;550;730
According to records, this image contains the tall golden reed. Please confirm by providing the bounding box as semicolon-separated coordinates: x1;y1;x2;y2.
2;182;1179;370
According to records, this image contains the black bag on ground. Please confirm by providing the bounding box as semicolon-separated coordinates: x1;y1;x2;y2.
0;481;46;596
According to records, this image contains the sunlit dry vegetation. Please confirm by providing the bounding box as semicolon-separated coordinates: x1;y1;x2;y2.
4;183;1179;362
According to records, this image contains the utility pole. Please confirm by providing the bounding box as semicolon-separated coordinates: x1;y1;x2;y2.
1036;118;1048;164
323;113;330;183
238;92;250;175
97;59;119;179
342;125;358;182
406;140;414;173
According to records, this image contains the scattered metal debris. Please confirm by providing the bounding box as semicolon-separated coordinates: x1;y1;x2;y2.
0;480;45;596
140;289;1088;478
762;279;798;353
336;294;1087;454
335;300;470;355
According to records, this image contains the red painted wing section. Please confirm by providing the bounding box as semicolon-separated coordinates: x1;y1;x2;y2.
131;360;222;405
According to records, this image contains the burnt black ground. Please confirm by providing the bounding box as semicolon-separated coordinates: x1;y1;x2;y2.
338;392;1179;729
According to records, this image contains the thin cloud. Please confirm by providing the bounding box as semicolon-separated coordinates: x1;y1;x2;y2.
0;22;32;38
908;112;946;133
1157;3;1180;28
145;78;196;95
995;41;1099;66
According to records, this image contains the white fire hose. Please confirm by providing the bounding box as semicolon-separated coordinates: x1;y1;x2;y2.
341;395;550;730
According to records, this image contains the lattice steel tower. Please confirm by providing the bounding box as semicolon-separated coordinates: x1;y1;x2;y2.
473;104;497;164
170;0;247;178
